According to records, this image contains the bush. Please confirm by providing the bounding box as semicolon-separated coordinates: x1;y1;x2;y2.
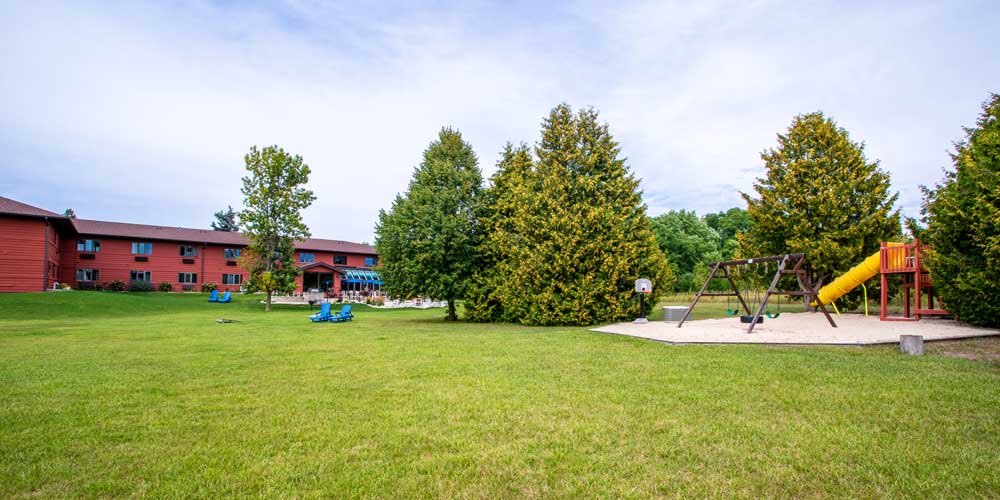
158;281;173;292
129;280;154;292
366;296;385;306
200;282;219;293
107;280;127;292
923;93;1000;327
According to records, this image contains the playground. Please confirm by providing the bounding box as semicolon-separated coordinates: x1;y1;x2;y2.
593;314;998;345
599;240;1000;346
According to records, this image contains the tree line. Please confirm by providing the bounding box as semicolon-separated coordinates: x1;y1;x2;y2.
376;104;671;325
221;91;999;328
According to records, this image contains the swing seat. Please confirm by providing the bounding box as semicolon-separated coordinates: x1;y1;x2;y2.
765;310;781;319
727;308;740;316
740;315;764;324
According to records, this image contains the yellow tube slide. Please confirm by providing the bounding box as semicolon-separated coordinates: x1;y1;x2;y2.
810;243;903;306
810;251;881;306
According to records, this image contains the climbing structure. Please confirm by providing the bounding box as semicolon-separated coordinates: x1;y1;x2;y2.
878;240;948;321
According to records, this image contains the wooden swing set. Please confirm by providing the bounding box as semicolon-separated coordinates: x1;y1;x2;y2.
677;253;838;333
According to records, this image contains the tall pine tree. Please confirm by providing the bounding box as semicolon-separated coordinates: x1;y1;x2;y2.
923;93;1000;327
469;104;672;326
211;205;239;231
375;128;482;321
465;143;533;322
741;112;900;307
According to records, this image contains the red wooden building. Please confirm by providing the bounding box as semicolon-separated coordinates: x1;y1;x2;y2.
0;196;380;296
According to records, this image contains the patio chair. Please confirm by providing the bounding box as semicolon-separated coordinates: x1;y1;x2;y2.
330;304;353;322
208;289;219;302
310;302;332;322
218;291;232;303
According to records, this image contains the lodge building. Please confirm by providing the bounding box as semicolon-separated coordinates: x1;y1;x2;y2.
0;196;381;296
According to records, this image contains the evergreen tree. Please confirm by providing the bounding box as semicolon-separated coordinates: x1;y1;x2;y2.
211;205;239;231
238;145;315;312
375;128;482;321
480;104;672;326
923;93;1000;327
62;208;76;219
741;112;900;307
465;143;533;322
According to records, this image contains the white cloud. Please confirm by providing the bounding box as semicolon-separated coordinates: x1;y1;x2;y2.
1;0;998;241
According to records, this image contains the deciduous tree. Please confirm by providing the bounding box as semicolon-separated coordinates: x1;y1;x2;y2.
238;145;315;311
649;210;721;291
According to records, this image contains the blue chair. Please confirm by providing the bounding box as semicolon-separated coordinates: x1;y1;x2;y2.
310;302;332;322
218;291;232;303
208;289;219;302
330;304;353;322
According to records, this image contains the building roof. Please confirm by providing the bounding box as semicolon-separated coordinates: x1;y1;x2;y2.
0;196;64;218
71;218;377;254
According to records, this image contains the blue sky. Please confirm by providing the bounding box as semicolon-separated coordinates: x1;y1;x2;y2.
1;1;998;243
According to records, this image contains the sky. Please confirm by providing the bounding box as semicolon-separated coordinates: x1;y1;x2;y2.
1;0;998;243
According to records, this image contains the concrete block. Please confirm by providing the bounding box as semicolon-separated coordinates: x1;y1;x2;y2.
900;334;924;355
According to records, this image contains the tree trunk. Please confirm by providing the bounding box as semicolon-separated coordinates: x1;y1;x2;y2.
446;299;457;321
266;291;272;312
803;275;827;312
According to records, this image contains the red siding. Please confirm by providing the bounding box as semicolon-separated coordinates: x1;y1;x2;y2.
0;216;47;292
56;239;376;293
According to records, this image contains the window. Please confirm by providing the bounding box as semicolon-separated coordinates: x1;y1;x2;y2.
77;239;100;252
76;268;99;281
300;252;315;263
179;245;198;257
178;272;198;283
364;256;378;267
130;270;151;282
131;242;153;254
222;273;242;285
333;255;347;265
223;248;241;260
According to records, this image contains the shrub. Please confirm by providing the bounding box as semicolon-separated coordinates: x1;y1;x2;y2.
158;281;173;292
107;280;127;292
200;282;219;293
129;280;154;292
923;93;1000;327
366;296;385;306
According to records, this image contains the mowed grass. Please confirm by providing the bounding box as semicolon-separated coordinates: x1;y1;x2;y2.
1;293;998;498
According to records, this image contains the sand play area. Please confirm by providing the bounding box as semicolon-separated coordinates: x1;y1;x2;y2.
592;313;1000;346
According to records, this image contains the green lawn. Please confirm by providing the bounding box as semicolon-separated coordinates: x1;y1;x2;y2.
1;292;998;498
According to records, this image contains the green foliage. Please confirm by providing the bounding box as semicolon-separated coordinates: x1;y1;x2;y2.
375;128;483;321
467;104;673;325
923;93;1000;327
106;280;126;292
741;112;901;308
704;207;754;258
211;205;239;232
238;145;315;311
649;210;721;291
128;280;153;292
200;282;219;293
62;208;76;219
465;143;534;322
158;281;173;292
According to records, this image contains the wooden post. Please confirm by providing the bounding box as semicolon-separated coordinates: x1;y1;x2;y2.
677;264;718;328
900;335;924;355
